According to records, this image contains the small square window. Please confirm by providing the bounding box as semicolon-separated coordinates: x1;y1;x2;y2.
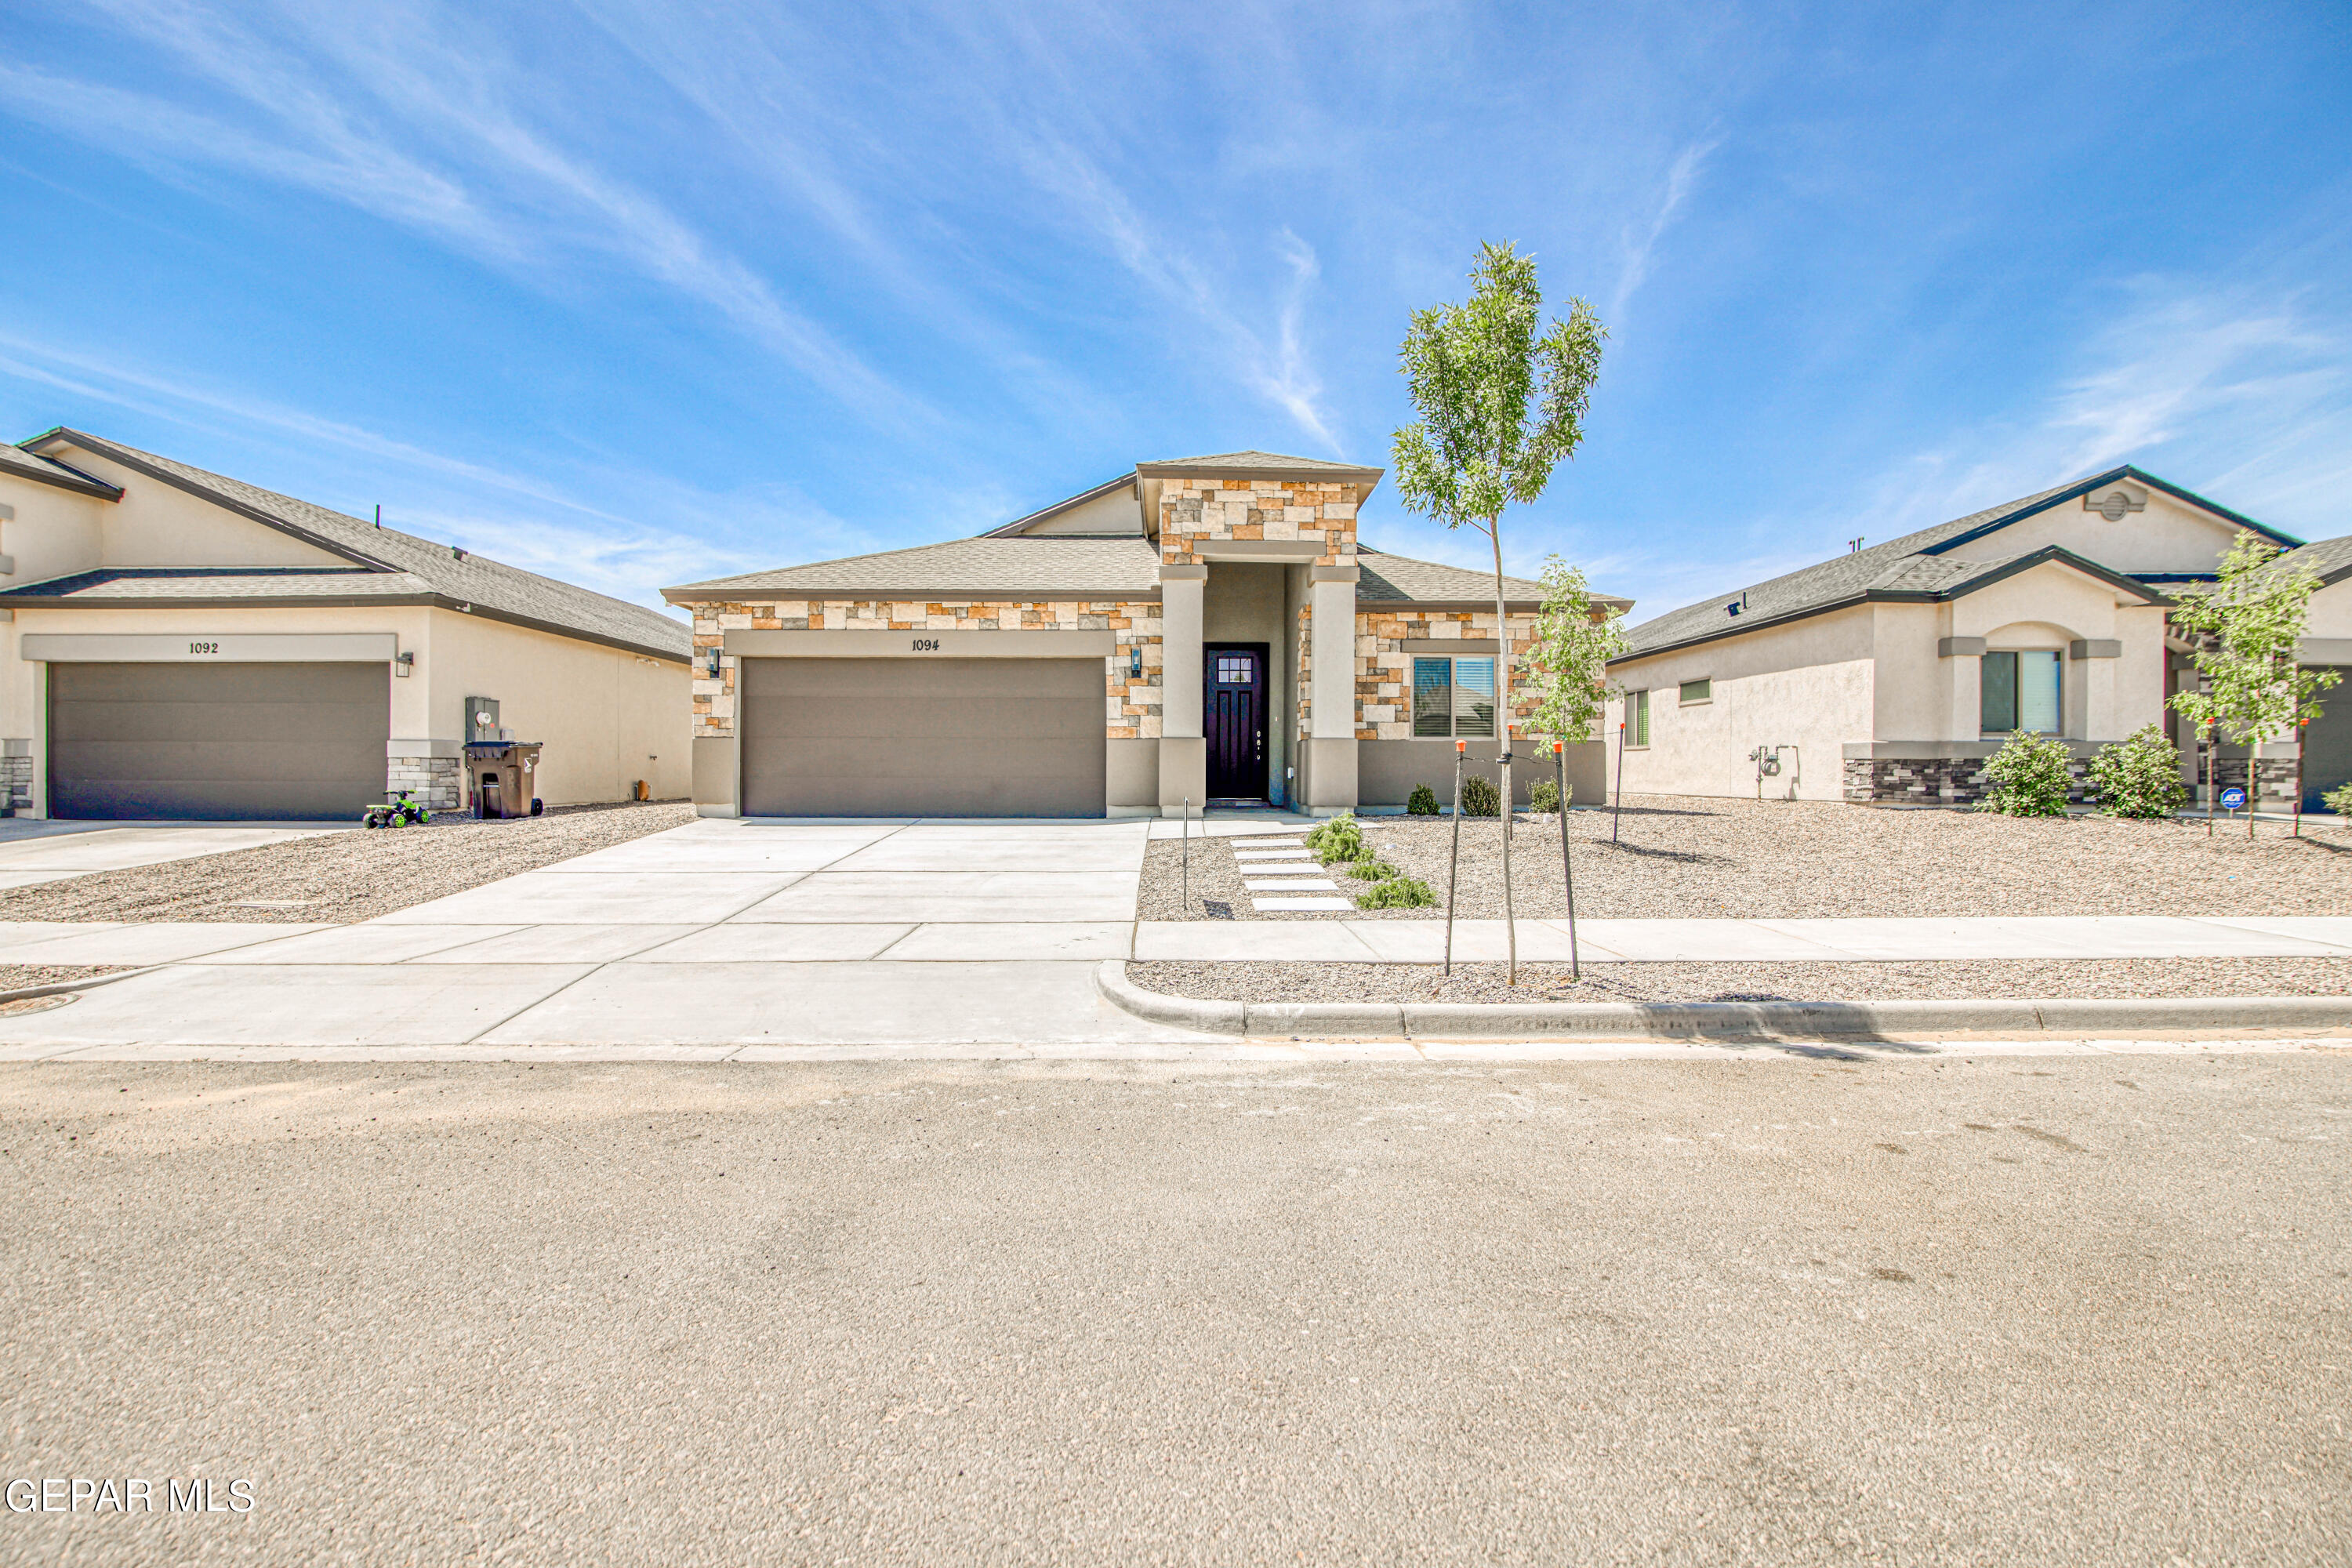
1215;655;1252;684
1679;678;1711;705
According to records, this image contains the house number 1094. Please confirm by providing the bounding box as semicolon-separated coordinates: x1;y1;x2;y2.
910;638;941;652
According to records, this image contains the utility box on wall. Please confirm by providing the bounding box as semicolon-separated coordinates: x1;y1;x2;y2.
463;695;503;742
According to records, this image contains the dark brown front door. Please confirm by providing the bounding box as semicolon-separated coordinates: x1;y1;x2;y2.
1204;644;1268;800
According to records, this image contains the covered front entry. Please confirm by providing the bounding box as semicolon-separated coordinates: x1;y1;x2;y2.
739;656;1105;817
47;661;390;820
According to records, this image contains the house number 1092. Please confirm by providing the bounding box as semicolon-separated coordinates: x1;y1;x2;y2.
188;641;221;655
910;638;941;652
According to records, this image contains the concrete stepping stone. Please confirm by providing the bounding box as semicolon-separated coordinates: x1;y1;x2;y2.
1251;896;1353;911
1234;859;1322;874
1243;877;1341;891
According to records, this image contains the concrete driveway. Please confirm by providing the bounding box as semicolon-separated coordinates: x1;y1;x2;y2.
0;818;1222;1054
0;820;345;889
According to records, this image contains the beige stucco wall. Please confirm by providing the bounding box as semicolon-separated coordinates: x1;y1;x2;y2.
1606;605;1874;800
0;602;688;812
1984;486;2248;575
0;472;109;589
25;445;354;571
2305;576;2352;641
1018;485;1143;536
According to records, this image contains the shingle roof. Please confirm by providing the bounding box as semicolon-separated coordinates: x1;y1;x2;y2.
1134;449;1385;481
1357;548;1628;609
1617;466;2278;662
0;441;122;499
0;568;439;603
13;430;690;661
665;536;1164;601
2272;534;2352;586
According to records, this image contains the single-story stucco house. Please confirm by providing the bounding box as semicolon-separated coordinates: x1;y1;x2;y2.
663;450;1631;818
0;429;691;820
1602;465;2343;809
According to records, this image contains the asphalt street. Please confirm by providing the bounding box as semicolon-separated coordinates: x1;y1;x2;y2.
2;1051;2346;1566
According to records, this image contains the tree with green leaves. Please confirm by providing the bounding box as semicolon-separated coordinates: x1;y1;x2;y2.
1392;241;1606;982
2166;532;2339;838
1526;557;1629;748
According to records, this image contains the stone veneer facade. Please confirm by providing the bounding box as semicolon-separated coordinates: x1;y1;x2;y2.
387;753;461;811
0;746;30;817
1353;608;1540;742
1156;477;1357;565
686;598;1163;741
1842;749;2298;809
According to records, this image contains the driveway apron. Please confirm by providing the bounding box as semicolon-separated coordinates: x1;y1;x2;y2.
0;818;1222;1052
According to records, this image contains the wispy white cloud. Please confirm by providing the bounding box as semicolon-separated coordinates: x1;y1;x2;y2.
1;0;926;429
1020;137;1341;449
0;330;842;608
1611;137;1717;324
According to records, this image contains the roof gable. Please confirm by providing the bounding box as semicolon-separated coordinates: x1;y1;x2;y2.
1621;465;2287;661
1134;449;1384;481
0;441;123;500
19;429;689;661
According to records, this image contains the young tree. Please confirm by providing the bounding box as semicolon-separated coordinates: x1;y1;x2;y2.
1523;556;1629;982
2167;533;2339;838
1392;241;1606;982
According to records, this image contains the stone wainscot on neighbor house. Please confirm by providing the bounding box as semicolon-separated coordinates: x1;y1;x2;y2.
664;450;1631;818
0;430;691;819
1603;465;2350;811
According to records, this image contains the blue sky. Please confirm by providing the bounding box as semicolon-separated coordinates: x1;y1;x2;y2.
2;1;2347;624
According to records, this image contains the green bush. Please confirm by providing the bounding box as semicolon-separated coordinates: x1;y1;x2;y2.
1406;782;1439;815
1305;811;1368;864
2087;724;2190;818
1344;859;1397;881
1975;730;2075;817
1356;875;1436;909
2325;781;2352;824
1459;774;1501;818
1528;777;1569;813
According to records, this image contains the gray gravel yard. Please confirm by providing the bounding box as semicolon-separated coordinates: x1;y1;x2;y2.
0;802;694;924
1140;796;2352;921
1131;956;2352;1004
0;964;132;994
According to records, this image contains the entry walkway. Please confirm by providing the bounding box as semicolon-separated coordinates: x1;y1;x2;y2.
0;816;2343;1057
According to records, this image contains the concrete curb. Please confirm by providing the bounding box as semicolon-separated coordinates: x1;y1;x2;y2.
1092;961;2352;1039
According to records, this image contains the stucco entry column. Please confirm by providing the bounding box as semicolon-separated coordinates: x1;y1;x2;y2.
1304;565;1358;811
1157;565;1207;813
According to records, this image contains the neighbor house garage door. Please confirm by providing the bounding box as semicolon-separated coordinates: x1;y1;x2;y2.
49;662;390;821
2306;666;2351;812
740;657;1105;817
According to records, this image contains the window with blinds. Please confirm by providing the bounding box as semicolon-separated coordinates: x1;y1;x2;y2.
1412;655;1497;738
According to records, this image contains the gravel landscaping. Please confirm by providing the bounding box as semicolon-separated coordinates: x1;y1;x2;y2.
0;964;131;993
1140;796;2352;921
0;802;695;924
1128;956;2352;1004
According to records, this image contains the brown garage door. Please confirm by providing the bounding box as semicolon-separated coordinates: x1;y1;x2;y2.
49;662;390;821
740;657;1105;817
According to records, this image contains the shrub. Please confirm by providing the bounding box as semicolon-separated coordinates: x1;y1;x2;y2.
1406;782;1439;815
2326;781;2352;824
1975;730;2074;817
1460;774;1501;818
1345;859;1397;881
2088;724;2190;818
1305;811;1368;864
1528;777;1569;813
1356;875;1436;909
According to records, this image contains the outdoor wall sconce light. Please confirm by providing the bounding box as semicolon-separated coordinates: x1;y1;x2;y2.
1128;644;1143;679
395;651;415;678
702;647;721;677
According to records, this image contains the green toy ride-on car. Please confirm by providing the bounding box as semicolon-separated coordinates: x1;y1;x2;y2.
361;793;432;829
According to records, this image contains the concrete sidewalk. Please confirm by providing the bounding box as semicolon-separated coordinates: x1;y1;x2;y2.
0;816;2343;1058
1131;914;2352;963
